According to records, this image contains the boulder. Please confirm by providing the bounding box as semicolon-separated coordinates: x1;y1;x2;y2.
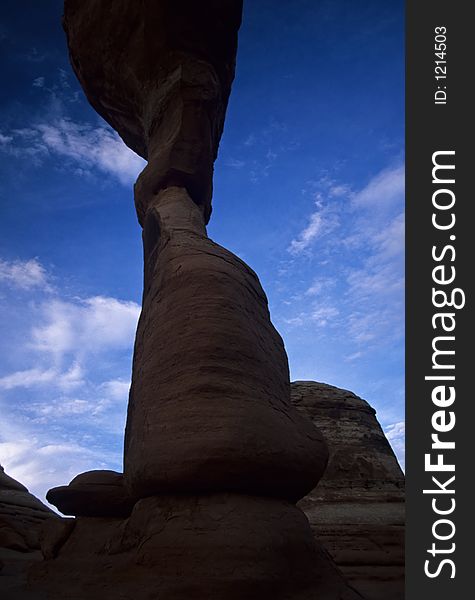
46;470;136;518
292;381;405;600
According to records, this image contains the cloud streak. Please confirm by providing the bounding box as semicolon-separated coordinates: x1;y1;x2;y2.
0;257;52;291
0;119;145;186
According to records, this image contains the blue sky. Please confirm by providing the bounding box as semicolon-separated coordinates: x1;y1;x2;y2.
0;0;404;504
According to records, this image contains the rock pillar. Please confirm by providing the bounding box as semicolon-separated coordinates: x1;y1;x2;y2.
30;2;363;598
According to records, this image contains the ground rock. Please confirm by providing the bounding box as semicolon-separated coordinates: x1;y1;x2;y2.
292;381;405;600
31;493;363;600
46;470;135;518
124;188;329;502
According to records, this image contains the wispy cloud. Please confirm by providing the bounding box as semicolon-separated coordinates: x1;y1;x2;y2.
30;295;140;362
384;421;405;470
0;259;136;504
281;161;404;350
352;164;404;211
1;109;145;186
0;257;52;291
32;76;45;88
0;363;83;391
288;209;339;255
225;157;245;168
37;119;145;185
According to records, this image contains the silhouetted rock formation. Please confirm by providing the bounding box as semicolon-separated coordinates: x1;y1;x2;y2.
32;494;362;600
124;187;329;503
63;0;243;225
0;466;55;553
46;470;135;518
292;381;405;600
28;2;362;599
0;465;56;599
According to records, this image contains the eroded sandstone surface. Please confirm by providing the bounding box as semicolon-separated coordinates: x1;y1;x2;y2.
292;382;405;600
0;465;56;599
25;2;361;598
63;0;243;225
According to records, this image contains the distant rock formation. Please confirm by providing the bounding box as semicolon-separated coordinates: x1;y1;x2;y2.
0;465;55;553
292;381;405;600
28;2;361;599
0;465;57;598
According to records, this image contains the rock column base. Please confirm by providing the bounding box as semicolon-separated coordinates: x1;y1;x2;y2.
30;494;362;600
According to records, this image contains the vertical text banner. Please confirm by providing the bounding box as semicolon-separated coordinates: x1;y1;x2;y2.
406;0;472;598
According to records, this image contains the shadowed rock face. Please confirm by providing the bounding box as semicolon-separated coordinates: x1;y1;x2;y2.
31;493;363;600
63;0;243;225
0;466;57;599
46;471;136;518
0;466;56;553
30;3;363;598
292;382;405;600
124;187;329;502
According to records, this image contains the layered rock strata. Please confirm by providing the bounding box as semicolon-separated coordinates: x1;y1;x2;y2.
292;382;405;600
124;187;329;502
0;466;57;599
28;2;360;598
32;494;362;600
0;465;56;554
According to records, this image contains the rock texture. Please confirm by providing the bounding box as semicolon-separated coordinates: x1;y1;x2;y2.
292;382;405;600
31;494;362;600
63;0;243;225
46;471;135;518
0;465;56;599
28;2;372;598
124;187;329;502
0;466;56;553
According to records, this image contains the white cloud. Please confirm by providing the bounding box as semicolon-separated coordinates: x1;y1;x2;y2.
0;118;145;186
0;363;83;391
100;379;130;401
31;296;140;361
311;305;339;327
33;76;45;88
347;264;404;300
0;257;51;291
384;421;405;470
288;210;338;255
225;157;245;168
305;277;336;297
352;164;404;211
0;433;120;506
0;132;13;144
282;162;404;353
36;119;145;185
372;212;405;260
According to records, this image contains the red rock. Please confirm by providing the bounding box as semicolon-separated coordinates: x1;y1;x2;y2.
292;381;405;600
31;494;362;600
46;470;135;518
0;466;57;599
63;0;243;225
124;188;329;502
